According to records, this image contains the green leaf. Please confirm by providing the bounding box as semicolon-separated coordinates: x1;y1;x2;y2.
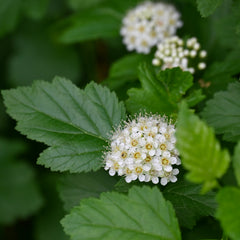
233;141;240;186
57;8;121;43
9;23;80;86
196;0;224;17
0;138;43;224
176;102;230;193
37;136;106;173
216;187;240;240
201;82;240;142
58;170;117;211
185;89;206;107
163;180;217;229
62;186;181;240
126;64;193;115
2;78;125;173
106;54;150;88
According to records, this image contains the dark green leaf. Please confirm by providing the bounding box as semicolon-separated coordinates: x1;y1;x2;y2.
202;82;240;142
163;180;217;229
126;64;193;115
37;136;106;173
185;89;205;107
58;170;117;211
196;0;224;17
23;0;49;20
62;186;181;240
176;102;230;193
2;78;125;173
216;187;240;240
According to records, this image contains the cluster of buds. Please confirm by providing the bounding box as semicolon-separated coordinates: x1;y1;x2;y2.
152;36;207;74
104;115;181;186
120;1;182;54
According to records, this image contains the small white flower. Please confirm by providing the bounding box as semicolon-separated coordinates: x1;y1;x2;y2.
120;1;182;54
103;114;181;186
152;36;207;74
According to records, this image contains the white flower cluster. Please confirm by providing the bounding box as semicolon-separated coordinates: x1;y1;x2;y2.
104;115;181;186
120;1;182;54
152;36;207;74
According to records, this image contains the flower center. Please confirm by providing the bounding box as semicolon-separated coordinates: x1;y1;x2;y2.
164;133;170;139
126;168;132;174
131;139;138;147
135;166;143;174
161;158;169;165
134;152;141;159
114;162;120;170
146;143;153;150
145;155;152;162
121;151;127;158
160;143;167;150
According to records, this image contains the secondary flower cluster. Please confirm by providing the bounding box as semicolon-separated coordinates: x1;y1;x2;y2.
152;36;207;73
104;115;181;185
120;1;182;53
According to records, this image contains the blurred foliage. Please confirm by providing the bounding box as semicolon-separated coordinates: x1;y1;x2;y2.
0;0;240;239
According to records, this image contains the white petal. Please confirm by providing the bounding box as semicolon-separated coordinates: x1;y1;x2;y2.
143;164;151;171
138;174;145;182
170;176;177;182
152;177;159;184
145;174;151;182
172;168;179;175
160;177;168;186
170;157;177;164
109;169;116;176
125;176;132;183
149;149;156;156
164;165;173;172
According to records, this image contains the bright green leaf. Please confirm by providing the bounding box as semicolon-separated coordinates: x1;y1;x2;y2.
126;64;193;115
233;141;240;186
57;8;121;43
216;187;240;240
0;138;43;224
62;186;181;240
202;82;240;142
163;180;217;229
196;0;224;17
58;170;117;211
176;102;230;193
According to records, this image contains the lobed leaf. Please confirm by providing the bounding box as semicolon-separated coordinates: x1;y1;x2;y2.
201;82;240;142
62;186;181;240
126;64;193;115
216;187;240;240
176;102;230;193
2;78;125;173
